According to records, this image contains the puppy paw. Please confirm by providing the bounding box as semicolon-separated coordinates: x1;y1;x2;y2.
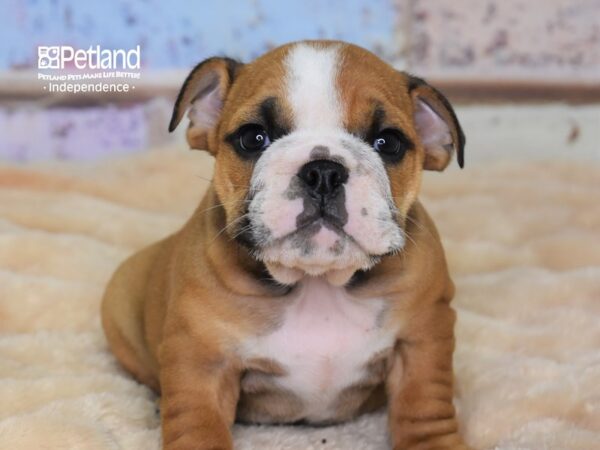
164;441;232;450
163;429;233;450
393;442;472;450
392;432;472;450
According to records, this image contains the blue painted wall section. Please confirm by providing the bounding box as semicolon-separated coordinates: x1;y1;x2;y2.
0;0;401;162
0;0;400;70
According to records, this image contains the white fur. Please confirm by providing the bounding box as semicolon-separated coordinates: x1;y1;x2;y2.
285;43;343;130
240;277;398;422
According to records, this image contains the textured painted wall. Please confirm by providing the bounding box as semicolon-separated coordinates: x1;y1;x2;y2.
0;0;402;70
1;0;599;162
0;99;171;161
0;0;405;162
409;0;600;80
1;0;598;75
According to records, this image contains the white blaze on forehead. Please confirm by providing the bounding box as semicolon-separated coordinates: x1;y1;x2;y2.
285;43;343;130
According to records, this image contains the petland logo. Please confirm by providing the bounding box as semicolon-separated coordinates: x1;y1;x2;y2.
38;45;140;70
37;45;141;94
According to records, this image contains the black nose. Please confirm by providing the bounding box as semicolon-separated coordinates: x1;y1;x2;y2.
297;160;349;199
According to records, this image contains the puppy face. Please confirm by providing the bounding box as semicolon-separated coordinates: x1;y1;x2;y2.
170;41;465;285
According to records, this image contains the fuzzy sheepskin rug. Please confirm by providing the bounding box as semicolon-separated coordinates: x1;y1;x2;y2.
0;146;598;450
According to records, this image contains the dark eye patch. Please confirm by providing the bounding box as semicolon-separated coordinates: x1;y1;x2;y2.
365;105;386;145
353;102;414;164
225;97;291;159
373;128;412;163
258;97;291;141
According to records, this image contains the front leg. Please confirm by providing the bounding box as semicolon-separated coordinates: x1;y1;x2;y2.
387;303;468;450
159;330;240;450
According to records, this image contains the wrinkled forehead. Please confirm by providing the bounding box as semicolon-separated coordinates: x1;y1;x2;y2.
223;42;414;136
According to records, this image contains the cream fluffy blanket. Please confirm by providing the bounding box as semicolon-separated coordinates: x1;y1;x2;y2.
0;147;598;450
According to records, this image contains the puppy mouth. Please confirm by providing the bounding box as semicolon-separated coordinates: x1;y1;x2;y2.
260;217;394;286
267;210;357;249
232;205;404;286
235;207;401;257
232;185;406;284
256;217;394;267
295;209;344;234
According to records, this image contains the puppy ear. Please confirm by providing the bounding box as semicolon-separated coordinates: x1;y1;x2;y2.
169;57;243;151
408;76;465;170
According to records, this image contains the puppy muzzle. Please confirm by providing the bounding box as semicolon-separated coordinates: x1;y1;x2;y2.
243;131;405;285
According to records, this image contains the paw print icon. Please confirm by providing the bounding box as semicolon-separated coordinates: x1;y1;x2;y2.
38;46;60;69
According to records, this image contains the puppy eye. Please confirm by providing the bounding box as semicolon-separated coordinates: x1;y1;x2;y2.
373;129;406;157
238;125;271;153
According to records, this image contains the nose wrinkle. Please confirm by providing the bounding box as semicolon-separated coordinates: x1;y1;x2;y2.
309;145;348;168
310;145;331;160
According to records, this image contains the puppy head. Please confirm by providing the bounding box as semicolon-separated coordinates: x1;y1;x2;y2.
170;41;465;286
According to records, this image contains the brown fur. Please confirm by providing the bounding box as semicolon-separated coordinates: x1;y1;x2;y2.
102;41;469;449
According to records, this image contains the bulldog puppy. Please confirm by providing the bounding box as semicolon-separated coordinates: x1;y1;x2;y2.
102;40;467;450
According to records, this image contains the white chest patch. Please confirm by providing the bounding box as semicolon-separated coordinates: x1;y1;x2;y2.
241;277;397;422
